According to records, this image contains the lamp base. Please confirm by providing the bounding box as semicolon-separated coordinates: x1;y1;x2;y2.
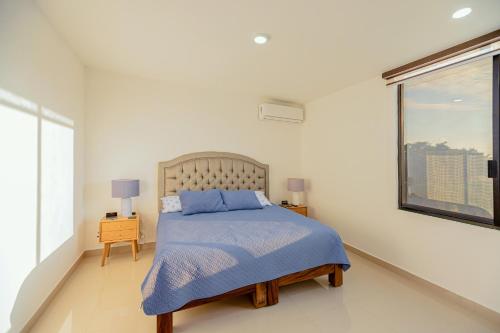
291;192;302;206
121;198;133;217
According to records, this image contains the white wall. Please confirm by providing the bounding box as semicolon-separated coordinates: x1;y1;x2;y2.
84;69;302;249
0;0;85;332
301;76;500;313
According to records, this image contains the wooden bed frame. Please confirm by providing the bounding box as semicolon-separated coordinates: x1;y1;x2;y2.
157;264;343;333
155;152;345;333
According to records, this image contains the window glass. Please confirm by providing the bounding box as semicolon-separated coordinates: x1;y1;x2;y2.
0;104;37;332
402;57;493;220
40;119;74;261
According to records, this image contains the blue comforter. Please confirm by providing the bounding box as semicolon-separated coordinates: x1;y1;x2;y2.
141;205;350;315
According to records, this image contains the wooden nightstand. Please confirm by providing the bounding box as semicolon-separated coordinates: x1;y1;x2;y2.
98;215;140;266
281;205;308;217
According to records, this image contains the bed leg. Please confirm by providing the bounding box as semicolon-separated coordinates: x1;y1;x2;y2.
157;312;173;333
328;264;343;287
253;282;267;308
266;279;279;306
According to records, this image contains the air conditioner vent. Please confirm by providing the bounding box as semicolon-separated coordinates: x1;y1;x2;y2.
258;103;304;123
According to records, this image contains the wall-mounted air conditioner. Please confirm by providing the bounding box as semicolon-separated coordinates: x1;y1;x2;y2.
258;103;304;123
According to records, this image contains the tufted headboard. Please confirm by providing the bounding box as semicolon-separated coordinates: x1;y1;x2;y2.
158;152;269;211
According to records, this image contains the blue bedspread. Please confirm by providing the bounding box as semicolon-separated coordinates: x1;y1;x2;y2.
141;205;350;315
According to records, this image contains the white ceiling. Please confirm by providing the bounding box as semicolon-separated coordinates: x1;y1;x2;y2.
36;0;500;103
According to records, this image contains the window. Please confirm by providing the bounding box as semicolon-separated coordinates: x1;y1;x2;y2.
40;115;74;260
398;54;500;228
0;102;38;333
0;89;74;332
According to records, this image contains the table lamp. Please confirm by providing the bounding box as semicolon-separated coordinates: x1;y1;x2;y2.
288;178;304;206
112;179;140;217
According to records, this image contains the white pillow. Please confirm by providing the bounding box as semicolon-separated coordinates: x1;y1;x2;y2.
161;195;182;213
255;191;272;207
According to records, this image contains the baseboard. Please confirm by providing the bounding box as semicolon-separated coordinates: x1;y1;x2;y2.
344;243;500;323
20;252;85;333
20;241;156;332
83;241;156;257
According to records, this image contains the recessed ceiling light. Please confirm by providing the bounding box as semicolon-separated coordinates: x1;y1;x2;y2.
254;34;270;45
453;98;463;103
452;7;472;19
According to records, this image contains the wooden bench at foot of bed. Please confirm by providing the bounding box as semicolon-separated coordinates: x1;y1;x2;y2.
156;263;344;333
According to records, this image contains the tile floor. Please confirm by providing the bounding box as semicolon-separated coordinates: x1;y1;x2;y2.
29;248;500;333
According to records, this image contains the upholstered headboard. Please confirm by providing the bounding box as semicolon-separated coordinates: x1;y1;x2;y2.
158;152;269;211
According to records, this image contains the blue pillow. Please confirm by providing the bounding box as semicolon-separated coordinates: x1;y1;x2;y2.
220;190;263;211
179;189;228;215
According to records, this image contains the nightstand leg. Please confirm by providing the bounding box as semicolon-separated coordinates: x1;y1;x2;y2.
105;243;111;257
131;241;137;261
100;246;105;266
101;243;109;266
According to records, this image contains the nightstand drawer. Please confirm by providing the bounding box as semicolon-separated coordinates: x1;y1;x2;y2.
101;220;136;232
101;229;137;242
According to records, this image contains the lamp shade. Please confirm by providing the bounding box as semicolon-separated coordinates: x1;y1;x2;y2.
287;178;304;192
112;179;139;198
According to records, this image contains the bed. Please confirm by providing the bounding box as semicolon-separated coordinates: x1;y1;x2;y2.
142;152;351;333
